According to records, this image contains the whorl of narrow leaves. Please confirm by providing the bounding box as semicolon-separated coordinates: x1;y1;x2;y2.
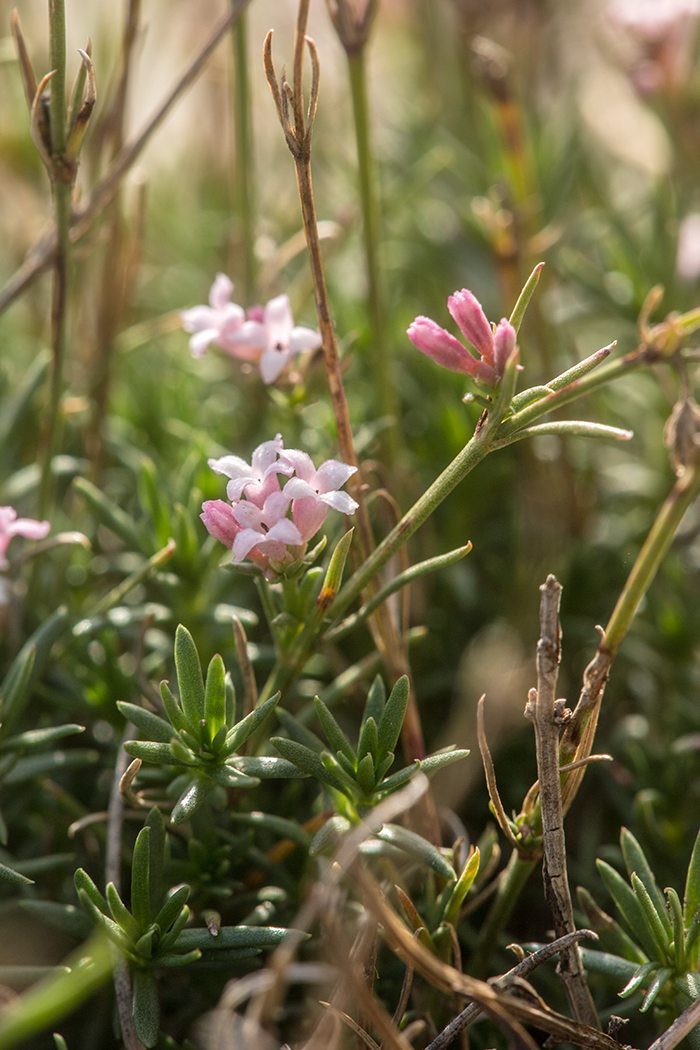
119;625;302;824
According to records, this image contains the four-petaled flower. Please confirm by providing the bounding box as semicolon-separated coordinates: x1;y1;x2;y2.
407;289;518;388
0;507;50;570
201;437;357;578
232;293;323;384
182;276;322;385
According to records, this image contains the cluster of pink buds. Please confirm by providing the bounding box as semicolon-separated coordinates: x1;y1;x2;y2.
181;274;323;385
0;506;50;570
201;435;358;577
407;288;518;388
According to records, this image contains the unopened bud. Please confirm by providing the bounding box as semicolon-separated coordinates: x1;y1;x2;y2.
663;397;700;475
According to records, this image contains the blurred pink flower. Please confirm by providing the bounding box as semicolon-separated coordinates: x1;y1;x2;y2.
676;213;700;281
408;289;518;387
0;507;50;569
181;274;250;360
232;294;323;384
201;438;357;577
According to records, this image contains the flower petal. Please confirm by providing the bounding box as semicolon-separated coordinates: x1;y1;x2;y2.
232;501;265;529
280;477;319;501
7;517;50;540
288;326;323;353
278;449;315;483
208;454;252;480
318;490;359;514
232;528;265;562
492;319;517;377
181;306;218;333
259;346;292;384
292;498;329;543
251;435;284;475
314;459;357;494
232;320;268;349
263;294;294;351
264;518;303;546
200;500;240;548
189;328;219;358
209;273;234;312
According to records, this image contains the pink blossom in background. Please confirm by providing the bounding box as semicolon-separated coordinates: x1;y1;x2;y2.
232;293;323;384
676;213;700;281
181;274;249;360
0;507;50;569
183;277;322;384
408;289;518;387
201;438;357;577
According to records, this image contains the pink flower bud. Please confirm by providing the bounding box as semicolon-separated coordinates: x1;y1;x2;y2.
493;319;518;374
200;500;241;549
447;290;495;361
407;317;480;377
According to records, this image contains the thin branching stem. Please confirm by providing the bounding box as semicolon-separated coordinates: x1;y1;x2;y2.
232;11;256;300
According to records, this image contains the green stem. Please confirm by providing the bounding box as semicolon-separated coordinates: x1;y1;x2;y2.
347;49;397;465
471;853;536;976
48;0;67;154
603;459;700;657
232;11;255;300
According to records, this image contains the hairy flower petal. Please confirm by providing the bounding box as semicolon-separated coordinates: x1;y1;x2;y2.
407;317;480;376
447;290;495;360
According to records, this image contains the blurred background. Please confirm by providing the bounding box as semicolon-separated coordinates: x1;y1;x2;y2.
1;0;700;1039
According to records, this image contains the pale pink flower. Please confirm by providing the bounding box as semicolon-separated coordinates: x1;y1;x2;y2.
407;289;518;387
181;274;250;360
278;451;359;542
201;440;357;576
208;434;291;508
233;294;323;384
677;213;700;281
0;507;50;569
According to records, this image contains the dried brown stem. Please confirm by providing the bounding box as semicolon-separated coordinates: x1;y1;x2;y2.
528;575;598;1028
0;0;251;317
647;996;700;1050
477;696;524;855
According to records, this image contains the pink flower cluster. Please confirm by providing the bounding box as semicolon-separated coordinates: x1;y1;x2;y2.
0;506;50;570
407;288;518;388
181;274;323;385
201;435;358;577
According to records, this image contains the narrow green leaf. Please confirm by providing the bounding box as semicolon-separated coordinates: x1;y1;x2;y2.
117;703;174;744
631;873;671;962
640;967;673;1012
131;968;160;1048
597;860;661;962
204;654;226;742
73;869;108;914
131;828;152;930
270;738;346;793
376;676;409;760
231;756;304;779
123;742;178;766
174;625;206;729
444;848;481;925
169;739;198;765
0;724;84;751
225;673;236;726
418;748;470;774
134;927;157;960
356;753;376;795
321;753;361;798
145;808;165;920
376;824;455;881
222;693;280;756
174;925;289;951
621;828;671;936
231;811;312;847
77;891;132;953
1;607;70;730
374;754;394;783
684;826;700;926
309;815;352;856
106;883;140;942
377;765;416;793
317;529;354;609
0;641;34;730
73;476;143;551
157;904;191;953
362;675;385;727
619;961;659;998
313;697;355;764
0;862;33;886
667;886;686;971
576;886;648;964
138;456;170;547
357;716;379;763
578;948;639;981
159;681;192;735
684;905;700;959
508;261;544;333
170;780;212;826
153;886;189;935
